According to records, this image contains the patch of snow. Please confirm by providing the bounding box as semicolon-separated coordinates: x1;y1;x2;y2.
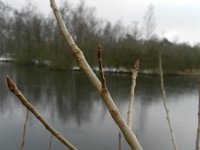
72;66;80;71
0;53;15;62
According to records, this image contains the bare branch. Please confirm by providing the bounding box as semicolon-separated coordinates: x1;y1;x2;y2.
97;44;107;90
159;51;178;150
6;76;78;150
127;59;139;129
49;0;142;149
118;132;122;150
21;109;29;150
196;82;200;150
48;134;53;150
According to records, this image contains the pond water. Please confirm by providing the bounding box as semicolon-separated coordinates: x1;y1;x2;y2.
0;63;200;150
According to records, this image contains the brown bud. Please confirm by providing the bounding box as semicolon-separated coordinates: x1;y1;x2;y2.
133;59;139;71
6;75;15;92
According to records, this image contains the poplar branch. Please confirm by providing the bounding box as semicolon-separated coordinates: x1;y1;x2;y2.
50;0;142;149
127;59;139;129
6;76;78;150
97;44;107;90
48;134;53;150
118;132;122;150
195;82;200;150
21;109;29;150
159;51;178;150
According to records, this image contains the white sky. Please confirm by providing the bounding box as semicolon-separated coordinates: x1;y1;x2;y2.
2;0;200;45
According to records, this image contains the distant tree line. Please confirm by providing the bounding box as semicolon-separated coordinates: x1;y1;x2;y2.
1;1;200;73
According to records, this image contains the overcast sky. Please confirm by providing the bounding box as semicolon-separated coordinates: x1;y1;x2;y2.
3;0;200;45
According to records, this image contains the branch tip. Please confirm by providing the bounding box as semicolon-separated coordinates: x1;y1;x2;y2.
133;59;139;71
97;44;102;50
6;76;15;92
97;44;102;58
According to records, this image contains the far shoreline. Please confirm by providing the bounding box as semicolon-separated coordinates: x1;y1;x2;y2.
1;61;200;76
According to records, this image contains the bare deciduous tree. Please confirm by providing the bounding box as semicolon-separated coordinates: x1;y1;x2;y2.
143;3;156;40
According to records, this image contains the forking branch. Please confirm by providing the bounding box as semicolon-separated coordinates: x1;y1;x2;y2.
50;0;142;149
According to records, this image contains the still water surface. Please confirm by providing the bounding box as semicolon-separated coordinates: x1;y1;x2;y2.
0;63;199;150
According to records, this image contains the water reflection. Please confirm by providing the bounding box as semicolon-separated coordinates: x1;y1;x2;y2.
0;63;199;150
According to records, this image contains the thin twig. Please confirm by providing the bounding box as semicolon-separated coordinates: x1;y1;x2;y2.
21;109;29;150
196;82;200;150
6;76;78;150
48;134;53;150
127;59;139;129
159;50;178;150
96;44;123;150
118;132;122;150
50;0;142;149
97;44;107;90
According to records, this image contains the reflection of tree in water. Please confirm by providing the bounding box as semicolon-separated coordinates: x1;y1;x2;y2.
1;63;199;127
0;63;21;114
52;72;96;125
103;73;199;139
134;75;199;140
0;64;98;125
136;75;160;136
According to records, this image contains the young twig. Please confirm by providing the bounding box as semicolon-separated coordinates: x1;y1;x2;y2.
127;59;139;129
50;0;142;149
21;109;29;150
48;134;53;150
97;44;107;90
195;82;200;150
6;76;78;150
118;132;122;150
96;44;124;150
118;60;139;150
159;50;178;150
